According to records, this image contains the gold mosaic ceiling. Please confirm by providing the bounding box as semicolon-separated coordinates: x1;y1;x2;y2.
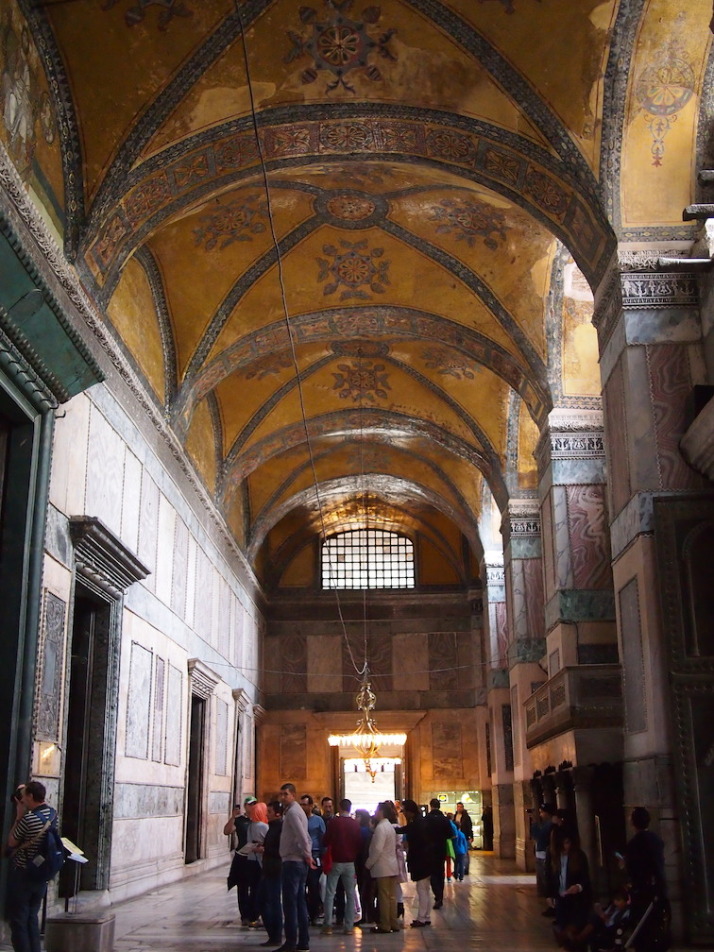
11;0;712;584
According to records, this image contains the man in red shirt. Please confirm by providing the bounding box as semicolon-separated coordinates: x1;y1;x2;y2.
321;799;363;936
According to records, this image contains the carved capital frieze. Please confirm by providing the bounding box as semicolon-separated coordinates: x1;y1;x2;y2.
593;244;700;347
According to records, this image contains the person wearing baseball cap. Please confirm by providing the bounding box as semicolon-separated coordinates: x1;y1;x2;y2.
225;796;258;925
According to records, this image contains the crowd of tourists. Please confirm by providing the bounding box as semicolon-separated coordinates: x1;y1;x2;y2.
225;785;474;952
531;803;669;952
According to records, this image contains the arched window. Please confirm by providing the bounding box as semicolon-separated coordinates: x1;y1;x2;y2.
322;529;415;590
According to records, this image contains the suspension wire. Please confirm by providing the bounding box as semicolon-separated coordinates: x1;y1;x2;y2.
234;0;366;677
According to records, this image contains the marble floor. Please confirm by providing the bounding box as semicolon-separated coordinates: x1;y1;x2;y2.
109;853;556;952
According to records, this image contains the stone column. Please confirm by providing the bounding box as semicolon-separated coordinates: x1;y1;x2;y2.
593;252;709;932
503;499;546;870
481;553;515;858
535;408;617;685
572;765;596;880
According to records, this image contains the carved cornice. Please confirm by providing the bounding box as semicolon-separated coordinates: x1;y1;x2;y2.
188;658;221;699
233;687;250;714
70;516;149;597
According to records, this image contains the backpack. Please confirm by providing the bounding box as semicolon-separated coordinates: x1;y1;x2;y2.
25;808;66;883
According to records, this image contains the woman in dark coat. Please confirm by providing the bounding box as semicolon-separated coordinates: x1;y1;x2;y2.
547;828;592;947
400;800;432;927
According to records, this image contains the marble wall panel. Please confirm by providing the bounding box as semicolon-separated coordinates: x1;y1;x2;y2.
552;487;573;589
541;494;556;598
307;634;342;693
523;558;545;638
429;632;459;692
393;633;429;692
648;343;701;490
37;590;66;740
152;656;165;762
154;495;175;609
113;783;184;819
619;577;647;733
171;517;189;620
280;724;307;779
282;633;308;693
85;405;124;536
502;703;514;772
509;560;528;641
510;684;520;766
185;534;197;628
566;485;612;590
165;663;183;766
367;628;393;692
215;697;228;776
126;642;153;759
219;577;231;659
121;448;142;557
432;721;463;781
625;347;662;490
138;472;159;593
50;395;90;516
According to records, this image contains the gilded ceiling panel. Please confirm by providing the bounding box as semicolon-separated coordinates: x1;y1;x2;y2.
443;0;619;170
143;0;552;158
387;187;553;358
45;0;234;199
107;257;167;403
141;184;316;378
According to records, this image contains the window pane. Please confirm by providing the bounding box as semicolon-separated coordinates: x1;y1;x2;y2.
322;530;415;590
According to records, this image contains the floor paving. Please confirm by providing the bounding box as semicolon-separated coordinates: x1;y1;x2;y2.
109;853;555;952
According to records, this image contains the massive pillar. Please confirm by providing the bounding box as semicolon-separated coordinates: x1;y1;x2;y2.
481;536;515;858
593;251;712;935
503;499;545;870
535;407;617;711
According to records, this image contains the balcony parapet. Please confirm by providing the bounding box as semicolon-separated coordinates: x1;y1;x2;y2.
524;664;623;748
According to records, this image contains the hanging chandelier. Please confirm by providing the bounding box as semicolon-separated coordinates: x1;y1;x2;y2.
328;675;406;782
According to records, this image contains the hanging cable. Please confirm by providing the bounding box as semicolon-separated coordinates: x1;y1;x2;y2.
233;0;364;675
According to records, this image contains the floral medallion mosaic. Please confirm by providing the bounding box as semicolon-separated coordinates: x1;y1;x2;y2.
429;198;508;249
285;0;396;92
315;189;388;228
193;195;267;251
420;346;478;380
317;239;390;300
332;360;391;403
634;16;695;167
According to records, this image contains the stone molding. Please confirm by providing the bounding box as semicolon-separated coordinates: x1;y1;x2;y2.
70;516;149;597
188;658;221;699
233;687;250;713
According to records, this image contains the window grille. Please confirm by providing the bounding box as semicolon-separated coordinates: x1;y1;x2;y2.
322;529;415;590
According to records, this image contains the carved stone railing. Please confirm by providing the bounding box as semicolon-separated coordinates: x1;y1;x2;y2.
524;664;623;748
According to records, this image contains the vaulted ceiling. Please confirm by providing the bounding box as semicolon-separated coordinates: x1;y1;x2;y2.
7;0;710;586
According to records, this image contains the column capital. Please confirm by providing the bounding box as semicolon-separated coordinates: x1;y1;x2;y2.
501;498;541;544
535;409;605;478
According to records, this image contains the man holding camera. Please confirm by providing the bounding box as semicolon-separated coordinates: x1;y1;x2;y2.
6;781;57;952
